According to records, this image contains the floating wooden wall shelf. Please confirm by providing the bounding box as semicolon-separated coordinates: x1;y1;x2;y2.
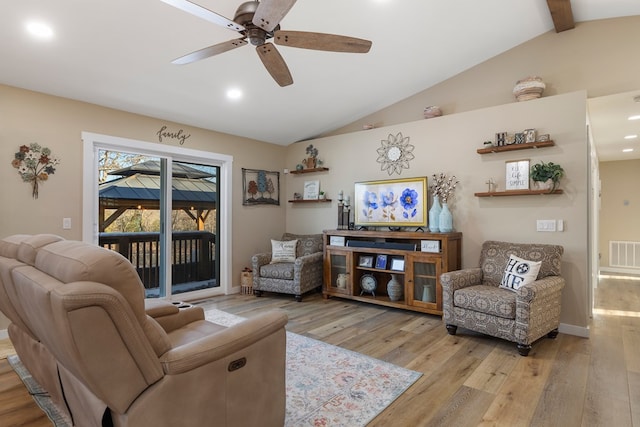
289;199;332;203
476;140;555;154
290;167;329;174
475;189;563;197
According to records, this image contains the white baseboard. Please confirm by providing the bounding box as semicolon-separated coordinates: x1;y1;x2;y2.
599;267;640;276
0;329;8;340
559;322;590;338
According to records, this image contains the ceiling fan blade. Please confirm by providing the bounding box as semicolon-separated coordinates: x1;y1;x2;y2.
256;43;293;87
172;38;248;65
160;0;245;31
253;0;297;32
274;30;372;53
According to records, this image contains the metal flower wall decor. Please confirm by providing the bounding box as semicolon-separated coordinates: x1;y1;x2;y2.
12;143;60;199
376;132;415;175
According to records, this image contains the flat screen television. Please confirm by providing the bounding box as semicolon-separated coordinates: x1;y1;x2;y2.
354;176;427;228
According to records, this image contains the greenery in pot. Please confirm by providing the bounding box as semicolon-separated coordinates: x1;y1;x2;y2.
530;161;565;191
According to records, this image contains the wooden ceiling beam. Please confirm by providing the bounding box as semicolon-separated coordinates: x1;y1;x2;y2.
546;0;575;32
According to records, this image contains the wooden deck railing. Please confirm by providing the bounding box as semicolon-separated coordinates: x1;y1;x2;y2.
99;231;216;292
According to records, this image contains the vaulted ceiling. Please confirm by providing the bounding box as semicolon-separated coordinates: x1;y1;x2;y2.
1;1;639;151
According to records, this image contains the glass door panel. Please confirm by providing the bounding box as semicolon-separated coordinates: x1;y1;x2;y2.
97;152;221;298
410;257;438;306
98;150;163;297
327;250;350;294
171;161;220;295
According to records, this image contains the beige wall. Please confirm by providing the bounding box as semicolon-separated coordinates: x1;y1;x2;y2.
324;16;640;137
0;84;288;330
599;159;640;269
286;91;589;332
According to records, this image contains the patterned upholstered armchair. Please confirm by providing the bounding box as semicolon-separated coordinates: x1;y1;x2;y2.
440;241;565;356
252;233;324;302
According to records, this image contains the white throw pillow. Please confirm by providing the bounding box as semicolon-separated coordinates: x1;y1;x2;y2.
499;254;542;291
270;239;298;263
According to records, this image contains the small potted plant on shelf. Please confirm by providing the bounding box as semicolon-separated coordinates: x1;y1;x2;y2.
318;191;326;200
530;161;564;192
302;144;319;169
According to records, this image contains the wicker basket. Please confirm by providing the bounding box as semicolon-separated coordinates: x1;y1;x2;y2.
513;76;546;102
240;271;253;295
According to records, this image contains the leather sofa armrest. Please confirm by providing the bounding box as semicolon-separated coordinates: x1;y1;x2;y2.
516;275;565;303
145;299;180;318
159;310;288;374
440;267;483;293
153;306;206;333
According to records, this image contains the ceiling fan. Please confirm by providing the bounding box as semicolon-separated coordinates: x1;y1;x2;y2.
160;0;373;86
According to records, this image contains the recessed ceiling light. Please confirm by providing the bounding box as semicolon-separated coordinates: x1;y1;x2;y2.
624;134;638;139
623;148;634;153
25;21;54;39
226;88;242;100
629;115;640;121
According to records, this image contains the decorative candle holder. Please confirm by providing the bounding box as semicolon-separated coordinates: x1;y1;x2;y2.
337;191;351;229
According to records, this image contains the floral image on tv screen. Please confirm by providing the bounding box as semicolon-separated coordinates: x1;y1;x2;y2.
354;176;427;228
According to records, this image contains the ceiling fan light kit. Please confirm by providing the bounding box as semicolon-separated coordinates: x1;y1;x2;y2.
162;0;372;87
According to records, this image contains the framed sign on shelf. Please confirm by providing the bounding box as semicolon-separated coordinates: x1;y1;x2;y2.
303;180;320;200
505;159;530;191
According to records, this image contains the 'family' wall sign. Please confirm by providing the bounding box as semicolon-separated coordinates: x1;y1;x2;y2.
156;125;191;145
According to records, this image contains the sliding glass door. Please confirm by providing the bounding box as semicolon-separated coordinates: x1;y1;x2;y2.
83;132;231;300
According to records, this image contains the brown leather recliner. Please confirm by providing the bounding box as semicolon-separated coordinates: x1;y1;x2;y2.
1;235;288;426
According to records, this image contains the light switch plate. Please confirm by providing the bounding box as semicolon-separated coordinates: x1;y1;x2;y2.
536;219;556;232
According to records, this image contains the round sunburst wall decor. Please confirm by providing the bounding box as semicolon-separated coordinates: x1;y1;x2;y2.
376;132;415;175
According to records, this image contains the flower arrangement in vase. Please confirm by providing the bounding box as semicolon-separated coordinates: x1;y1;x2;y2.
430;173;459;204
430;173;459;233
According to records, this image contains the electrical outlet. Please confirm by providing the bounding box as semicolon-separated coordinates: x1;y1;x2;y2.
63;218;71;230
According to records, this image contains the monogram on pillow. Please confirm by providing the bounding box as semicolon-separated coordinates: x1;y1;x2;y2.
499;254;542;291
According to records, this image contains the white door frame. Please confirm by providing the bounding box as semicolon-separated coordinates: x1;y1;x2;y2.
81;132;233;299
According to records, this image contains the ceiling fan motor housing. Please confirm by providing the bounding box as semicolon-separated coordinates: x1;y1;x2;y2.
235;1;270;45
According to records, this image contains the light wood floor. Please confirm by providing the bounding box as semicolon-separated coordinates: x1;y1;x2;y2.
1;274;639;426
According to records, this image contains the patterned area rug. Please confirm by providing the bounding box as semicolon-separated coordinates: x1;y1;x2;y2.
6;309;421;426
205;308;422;426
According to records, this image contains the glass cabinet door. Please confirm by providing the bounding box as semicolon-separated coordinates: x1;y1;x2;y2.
407;255;441;309
326;250;351;294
